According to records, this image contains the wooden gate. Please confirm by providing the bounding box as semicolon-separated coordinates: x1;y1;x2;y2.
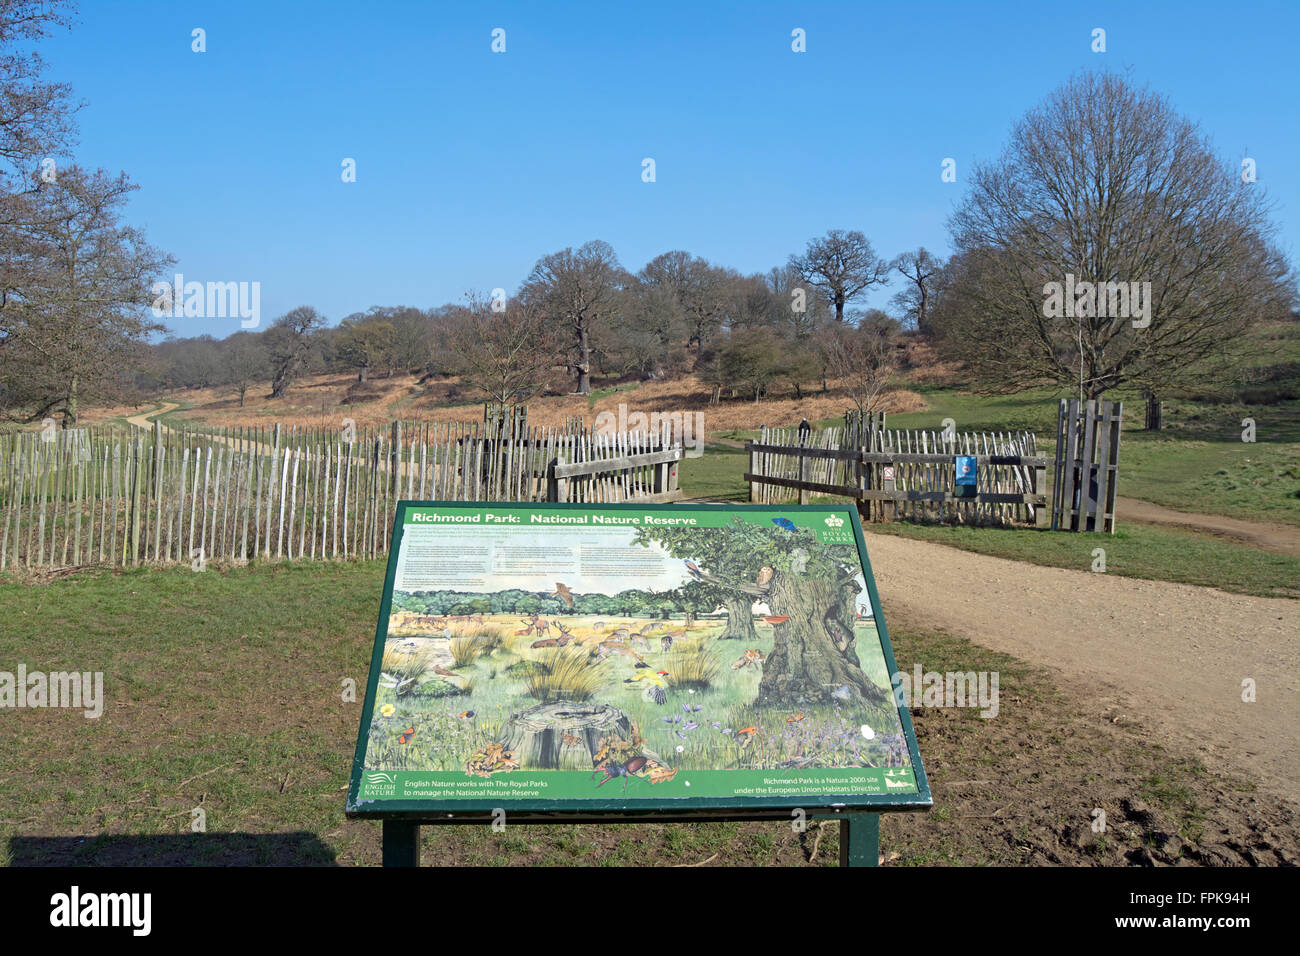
1052;399;1122;533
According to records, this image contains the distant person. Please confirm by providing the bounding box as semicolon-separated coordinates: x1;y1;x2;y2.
798;418;811;444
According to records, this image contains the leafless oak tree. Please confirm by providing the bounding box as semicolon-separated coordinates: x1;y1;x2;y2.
890;248;943;335
267;306;325;399
0;166;171;425
439;293;557;405
937;71;1295;401
521;240;624;394
789;229;890;323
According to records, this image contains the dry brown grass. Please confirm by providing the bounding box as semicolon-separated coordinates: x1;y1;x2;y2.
83;370;930;435
405;374;928;432
897;340;965;388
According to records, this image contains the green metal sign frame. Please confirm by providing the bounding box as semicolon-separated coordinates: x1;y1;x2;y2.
345;501;930;862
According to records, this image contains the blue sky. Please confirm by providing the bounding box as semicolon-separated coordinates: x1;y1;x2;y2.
39;0;1300;339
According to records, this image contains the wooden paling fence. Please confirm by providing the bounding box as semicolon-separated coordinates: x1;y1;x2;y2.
748;420;1047;525
0;418;681;571
1052;399;1122;533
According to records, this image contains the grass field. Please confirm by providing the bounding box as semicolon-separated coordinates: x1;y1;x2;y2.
2;560;1292;866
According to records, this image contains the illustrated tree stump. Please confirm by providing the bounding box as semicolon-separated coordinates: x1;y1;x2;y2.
498;701;663;770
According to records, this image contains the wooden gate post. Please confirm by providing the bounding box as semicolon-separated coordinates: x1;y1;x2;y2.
748;442;758;503
881;462;897;523
545;456;566;502
1033;460;1048;528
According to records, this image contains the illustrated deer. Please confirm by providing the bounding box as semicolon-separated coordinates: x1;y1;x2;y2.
532;620;574;649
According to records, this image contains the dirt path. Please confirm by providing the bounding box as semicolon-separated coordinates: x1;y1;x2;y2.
1116;496;1300;556
863;531;1300;800
124;401;178;431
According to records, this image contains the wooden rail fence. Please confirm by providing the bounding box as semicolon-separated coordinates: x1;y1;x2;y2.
747;421;1046;525
0;418;681;571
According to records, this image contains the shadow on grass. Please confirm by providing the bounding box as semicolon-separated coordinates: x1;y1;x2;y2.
8;832;338;866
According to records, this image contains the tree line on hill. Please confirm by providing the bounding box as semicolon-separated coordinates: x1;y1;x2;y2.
139;233;931;417
0;2;1293;428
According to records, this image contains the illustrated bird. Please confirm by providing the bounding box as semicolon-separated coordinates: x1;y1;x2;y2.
625;670;670;705
755;565;774;589
552;582;575;608
684;559;703;580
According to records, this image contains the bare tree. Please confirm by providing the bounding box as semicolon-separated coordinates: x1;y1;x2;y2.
439;293;557;405
639;250;736;358
789;229;890;323
335;314;395;382
604;279;687;379
521;240;624;394
223;331;267;407
890;248;944;334
819;312;900;417
939;71;1295;401
266;306;324;398
0;166;171;425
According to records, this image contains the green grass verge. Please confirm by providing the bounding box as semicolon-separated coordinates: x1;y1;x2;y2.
866;522;1299;598
677;442;749;501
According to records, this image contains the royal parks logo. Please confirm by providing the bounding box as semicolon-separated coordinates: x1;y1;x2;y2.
820;513;853;544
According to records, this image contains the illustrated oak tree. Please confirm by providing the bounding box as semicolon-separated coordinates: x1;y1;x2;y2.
635;517;891;710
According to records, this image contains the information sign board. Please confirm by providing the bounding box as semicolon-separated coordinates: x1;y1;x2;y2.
346;503;930;819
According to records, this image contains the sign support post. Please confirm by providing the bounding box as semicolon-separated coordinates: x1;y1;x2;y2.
382;820;420;867
841;813;879;867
